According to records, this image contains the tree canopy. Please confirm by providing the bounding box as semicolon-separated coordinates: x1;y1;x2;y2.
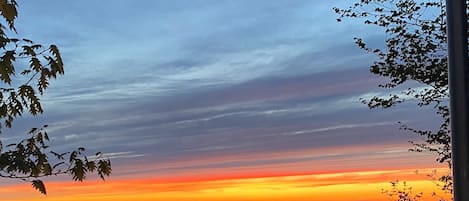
334;0;458;193
0;0;111;195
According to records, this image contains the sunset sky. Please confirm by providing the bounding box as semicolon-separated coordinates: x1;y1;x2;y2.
1;1;450;201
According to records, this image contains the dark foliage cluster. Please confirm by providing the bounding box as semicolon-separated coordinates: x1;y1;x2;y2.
0;0;111;194
382;180;424;201
334;0;469;194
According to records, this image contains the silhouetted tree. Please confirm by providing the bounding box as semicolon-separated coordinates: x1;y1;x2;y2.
0;1;111;195
382;181;423;201
334;0;463;194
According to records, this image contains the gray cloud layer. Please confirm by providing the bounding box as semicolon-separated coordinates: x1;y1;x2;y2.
1;1;441;178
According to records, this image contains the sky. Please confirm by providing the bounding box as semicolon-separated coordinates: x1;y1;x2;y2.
0;1;450;201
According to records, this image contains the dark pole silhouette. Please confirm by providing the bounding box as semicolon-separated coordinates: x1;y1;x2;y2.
446;0;469;200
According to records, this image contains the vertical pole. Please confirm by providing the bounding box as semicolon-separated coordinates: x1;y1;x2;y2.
446;0;469;200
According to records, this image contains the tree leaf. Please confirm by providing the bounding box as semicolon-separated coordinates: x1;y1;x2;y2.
31;180;47;195
97;159;112;180
0;0;18;31
71;159;86;181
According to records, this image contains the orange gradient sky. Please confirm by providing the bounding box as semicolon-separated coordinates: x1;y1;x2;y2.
1;142;451;201
1;167;451;201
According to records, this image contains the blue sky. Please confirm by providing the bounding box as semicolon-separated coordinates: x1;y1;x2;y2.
3;1;443;180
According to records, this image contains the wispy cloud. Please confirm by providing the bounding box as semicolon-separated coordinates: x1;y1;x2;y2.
281;121;398;136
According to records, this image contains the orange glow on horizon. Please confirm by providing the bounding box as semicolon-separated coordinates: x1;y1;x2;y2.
0;167;451;201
